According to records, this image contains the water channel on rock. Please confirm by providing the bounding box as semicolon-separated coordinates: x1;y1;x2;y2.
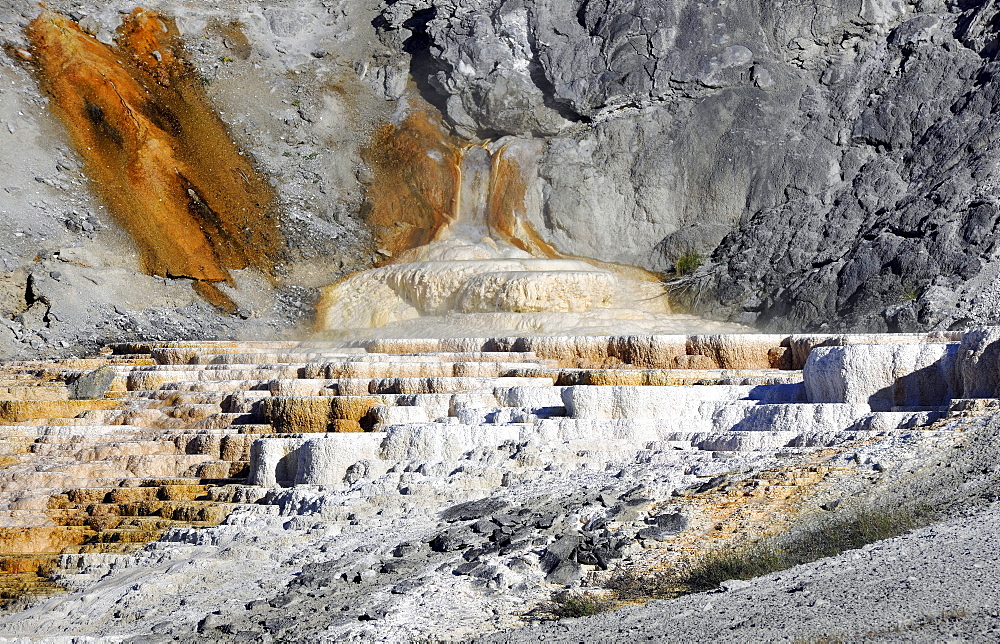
317;132;746;338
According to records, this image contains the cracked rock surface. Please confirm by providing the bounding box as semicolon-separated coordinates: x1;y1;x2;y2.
6;2;1000;347
379;0;1000;331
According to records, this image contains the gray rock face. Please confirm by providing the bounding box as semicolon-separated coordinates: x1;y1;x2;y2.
380;0;1000;330
956;326;1000;398
7;0;1000;351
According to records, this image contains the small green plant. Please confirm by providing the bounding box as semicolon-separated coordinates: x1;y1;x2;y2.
545;593;614;619
282;151;292;157
901;283;920;301
604;567;677;601
674;252;703;276
291;99;302;107
305;152;318;160
198;75;212;85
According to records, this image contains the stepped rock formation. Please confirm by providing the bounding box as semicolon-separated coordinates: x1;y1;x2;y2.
0;331;996;639
319;114;741;337
4;2;1000;639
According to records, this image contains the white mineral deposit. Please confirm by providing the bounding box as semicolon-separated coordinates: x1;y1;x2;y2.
2;0;1000;642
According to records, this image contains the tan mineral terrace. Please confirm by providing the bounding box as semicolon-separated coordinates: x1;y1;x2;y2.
0;329;982;633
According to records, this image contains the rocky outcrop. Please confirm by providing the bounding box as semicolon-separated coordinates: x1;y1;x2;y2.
379;0;1000;332
5;1;1000;353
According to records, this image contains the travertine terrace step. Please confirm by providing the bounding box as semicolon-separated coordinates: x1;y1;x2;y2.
0;332;981;606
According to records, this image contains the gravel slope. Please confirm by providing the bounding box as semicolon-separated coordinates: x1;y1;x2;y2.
480;503;1000;643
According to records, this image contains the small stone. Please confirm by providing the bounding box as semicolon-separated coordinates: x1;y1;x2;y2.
268;594;296;608
545;560;582;585
441;498;509;522
392;542;418;558
429;528;470;553
535;514;557;529
491;513;517;526
453;561;485;576
197;613;231;633
541;534;580;572
719;579;751;592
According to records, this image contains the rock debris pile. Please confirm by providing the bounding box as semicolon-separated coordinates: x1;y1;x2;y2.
0;330;997;639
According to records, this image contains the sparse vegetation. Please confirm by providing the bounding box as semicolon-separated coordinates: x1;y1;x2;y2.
543;593;615;619
673;252;703;276
599;504;936;604
680;505;934;593
901;283;920;301
604;567;677;601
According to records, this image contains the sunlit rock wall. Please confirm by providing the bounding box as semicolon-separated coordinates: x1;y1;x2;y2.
378;0;1000;332
5;0;1000;358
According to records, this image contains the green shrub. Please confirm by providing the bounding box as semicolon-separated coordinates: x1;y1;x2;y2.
604;568;677;601
544;594;614;619
674;253;703;276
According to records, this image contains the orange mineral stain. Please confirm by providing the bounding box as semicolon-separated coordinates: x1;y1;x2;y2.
360;109;463;257
25;9;282;287
486;146;560;258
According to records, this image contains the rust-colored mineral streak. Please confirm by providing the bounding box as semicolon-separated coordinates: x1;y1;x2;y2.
360;109;464;257
361;109;563;260
26;9;282;286
486;146;560;258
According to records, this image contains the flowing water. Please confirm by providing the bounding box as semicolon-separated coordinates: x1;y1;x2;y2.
316;140;745;338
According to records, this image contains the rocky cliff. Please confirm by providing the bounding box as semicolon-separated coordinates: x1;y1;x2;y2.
380;0;1000;333
3;0;1000;355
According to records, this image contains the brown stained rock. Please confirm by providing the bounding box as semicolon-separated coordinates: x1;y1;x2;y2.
0;527;94;556
362;110;463;258
259;395;386;433
325;362;455;379
487;145;560;259
25;10;282;289
259;396;333;433
0;554;58;575
559;368;799;387
219;435;254;462
0;399;119;423
607;337;689;369
686;335;789;370
0;386;70;402
673;355;718;369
